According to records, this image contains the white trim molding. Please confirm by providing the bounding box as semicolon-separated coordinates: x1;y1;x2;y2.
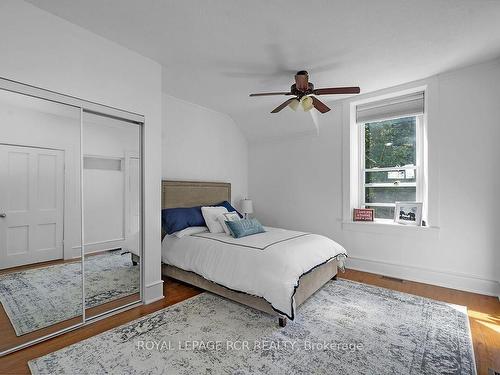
342;220;440;237
347;256;499;297
144;279;164;304
70;238;125;258
342;77;440;232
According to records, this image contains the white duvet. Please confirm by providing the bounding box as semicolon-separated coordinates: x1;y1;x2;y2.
162;227;347;319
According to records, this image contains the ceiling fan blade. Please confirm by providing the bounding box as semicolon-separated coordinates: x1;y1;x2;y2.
313;87;360;95
249;92;292;97
311;96;331;113
294;71;309;91
271;98;295;113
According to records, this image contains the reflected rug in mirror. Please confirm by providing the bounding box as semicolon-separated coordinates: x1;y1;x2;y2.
29;280;476;375
0;250;139;336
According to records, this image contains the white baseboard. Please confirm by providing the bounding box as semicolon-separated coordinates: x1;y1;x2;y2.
347;256;499;297
70;238;125;258
144;279;164;304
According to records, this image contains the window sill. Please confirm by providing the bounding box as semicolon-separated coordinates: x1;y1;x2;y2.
342;220;440;237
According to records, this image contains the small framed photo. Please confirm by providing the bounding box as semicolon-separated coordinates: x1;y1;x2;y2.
394;202;423;226
353;208;374;222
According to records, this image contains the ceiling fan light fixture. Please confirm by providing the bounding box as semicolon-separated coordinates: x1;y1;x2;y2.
288;98;300;111
249;71;359;115
301;96;314;112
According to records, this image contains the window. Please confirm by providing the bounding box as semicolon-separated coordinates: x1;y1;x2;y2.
356;91;425;220
83;156;123;171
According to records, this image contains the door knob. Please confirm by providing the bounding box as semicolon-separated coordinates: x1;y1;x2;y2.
0;213;6;218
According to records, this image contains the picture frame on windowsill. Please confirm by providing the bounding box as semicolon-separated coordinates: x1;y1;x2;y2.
394;202;423;226
353;208;374;222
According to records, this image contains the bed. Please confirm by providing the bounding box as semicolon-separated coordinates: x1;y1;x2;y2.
161;180;347;327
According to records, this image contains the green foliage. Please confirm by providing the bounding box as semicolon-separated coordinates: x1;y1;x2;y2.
365;206;395;220
364;116;417;218
365;187;416;204
365;117;416;169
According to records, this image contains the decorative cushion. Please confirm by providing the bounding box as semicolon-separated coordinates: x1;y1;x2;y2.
172;226;208;238
162;206;205;235
201;206;228;233
226;218;265;238
218;212;241;235
215;201;243;218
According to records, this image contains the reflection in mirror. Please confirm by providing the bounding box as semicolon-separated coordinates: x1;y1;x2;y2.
82;112;141;318
0;89;83;353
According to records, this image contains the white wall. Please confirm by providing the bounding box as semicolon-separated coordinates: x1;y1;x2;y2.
249;59;500;297
162;94;248;206
0;0;163;303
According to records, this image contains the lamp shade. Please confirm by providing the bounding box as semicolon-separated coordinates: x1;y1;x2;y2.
301;96;314;112
240;199;253;214
288;98;300;111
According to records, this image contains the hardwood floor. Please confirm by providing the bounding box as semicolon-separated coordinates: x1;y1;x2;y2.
0;270;498;375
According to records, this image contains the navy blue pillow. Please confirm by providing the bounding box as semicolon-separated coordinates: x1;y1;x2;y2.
215;201;243;218
162;206;205;235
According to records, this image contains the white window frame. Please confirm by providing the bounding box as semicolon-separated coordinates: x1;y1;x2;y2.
358;113;425;223
341;79;441;234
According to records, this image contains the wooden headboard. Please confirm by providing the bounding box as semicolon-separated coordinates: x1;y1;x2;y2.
161;180;231;209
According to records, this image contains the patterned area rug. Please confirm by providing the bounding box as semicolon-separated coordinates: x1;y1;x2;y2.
29;280;476;375
0;251;139;336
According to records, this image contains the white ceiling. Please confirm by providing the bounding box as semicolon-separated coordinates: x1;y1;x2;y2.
26;0;500;140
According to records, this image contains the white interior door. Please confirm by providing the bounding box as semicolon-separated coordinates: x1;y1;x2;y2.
0;145;64;269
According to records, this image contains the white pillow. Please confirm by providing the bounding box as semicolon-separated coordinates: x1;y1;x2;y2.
201;206;228;233
172;226;208;238
218;212;241;235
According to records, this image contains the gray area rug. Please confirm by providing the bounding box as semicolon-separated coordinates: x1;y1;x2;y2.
0;251;139;336
29;279;476;375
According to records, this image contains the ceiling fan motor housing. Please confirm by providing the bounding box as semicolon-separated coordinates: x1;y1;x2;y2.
294;70;311;94
291;83;314;98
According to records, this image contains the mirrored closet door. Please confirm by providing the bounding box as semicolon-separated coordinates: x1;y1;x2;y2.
82;112;142;319
0;89;83;353
0;79;143;356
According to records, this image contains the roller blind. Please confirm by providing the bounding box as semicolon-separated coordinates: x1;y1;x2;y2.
356;91;424;123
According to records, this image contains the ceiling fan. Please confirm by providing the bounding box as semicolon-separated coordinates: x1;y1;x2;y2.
249;70;360;114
